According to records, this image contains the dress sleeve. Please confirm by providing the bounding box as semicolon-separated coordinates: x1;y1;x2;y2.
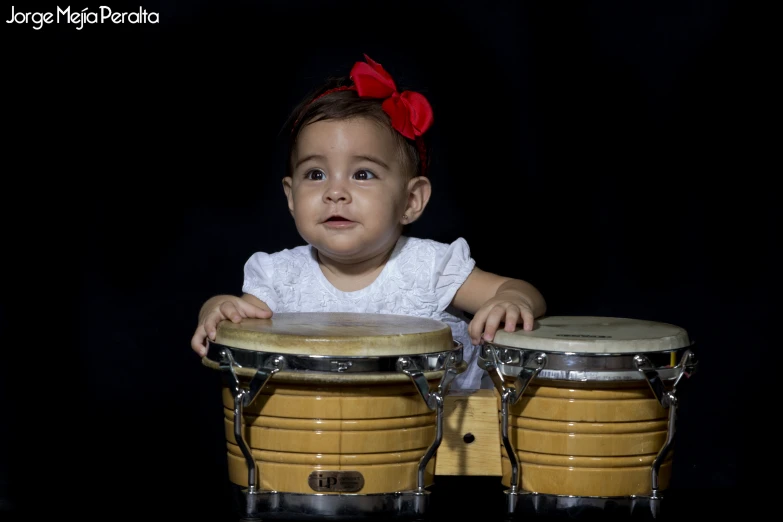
431;237;476;311
242;252;278;311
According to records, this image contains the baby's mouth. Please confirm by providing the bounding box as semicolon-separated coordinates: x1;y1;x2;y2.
322;215;358;228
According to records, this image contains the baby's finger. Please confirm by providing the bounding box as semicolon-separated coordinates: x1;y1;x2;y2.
521;307;535;331
239;299;273;318
468;305;493;345
204;311;226;340
191;325;208;355
503;306;523;332
468;307;490;345
482;306;507;342
219;302;242;323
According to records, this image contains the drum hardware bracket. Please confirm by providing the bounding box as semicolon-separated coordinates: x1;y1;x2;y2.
396;354;460;493
219;349;285;407
483;348;547;406
646;395;678;519
219;348;284;506
634;349;696;409
480;346;547;498
634;348;697;517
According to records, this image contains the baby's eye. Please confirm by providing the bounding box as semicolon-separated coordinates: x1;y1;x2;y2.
353;170;376;180
305;169;325;180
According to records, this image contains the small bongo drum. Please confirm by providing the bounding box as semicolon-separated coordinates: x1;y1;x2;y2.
478;316;697;518
202;312;465;520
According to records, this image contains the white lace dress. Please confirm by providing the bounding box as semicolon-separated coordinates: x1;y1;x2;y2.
242;235;485;390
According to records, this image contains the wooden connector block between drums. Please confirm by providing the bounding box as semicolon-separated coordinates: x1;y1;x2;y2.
434;389;501;476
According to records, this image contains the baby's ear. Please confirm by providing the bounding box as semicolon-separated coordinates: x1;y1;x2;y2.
404;176;432;223
282;176;295;215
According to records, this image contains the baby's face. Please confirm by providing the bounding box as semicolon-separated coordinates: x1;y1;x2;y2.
284;116;410;264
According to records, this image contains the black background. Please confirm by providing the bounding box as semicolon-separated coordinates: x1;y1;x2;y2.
2;1;775;520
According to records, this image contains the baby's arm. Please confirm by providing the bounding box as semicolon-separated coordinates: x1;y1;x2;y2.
451;268;546;345
190;293;272;356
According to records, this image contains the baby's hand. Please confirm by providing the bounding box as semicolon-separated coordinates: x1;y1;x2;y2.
191;296;272;356
467;291;535;345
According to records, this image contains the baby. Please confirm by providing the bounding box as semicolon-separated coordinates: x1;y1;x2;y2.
191;54;546;389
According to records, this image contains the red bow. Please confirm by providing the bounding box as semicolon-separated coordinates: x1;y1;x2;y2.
350;54;434;140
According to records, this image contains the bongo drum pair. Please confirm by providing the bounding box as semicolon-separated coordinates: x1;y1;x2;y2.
202;313;697;520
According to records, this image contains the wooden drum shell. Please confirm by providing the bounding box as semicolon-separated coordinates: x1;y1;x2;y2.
499;380;672;497
223;376;441;494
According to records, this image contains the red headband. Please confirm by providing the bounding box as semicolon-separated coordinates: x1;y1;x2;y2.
293;54;433;175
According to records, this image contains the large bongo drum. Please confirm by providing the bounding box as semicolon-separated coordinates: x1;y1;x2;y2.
201;312;465;520
478;316;698;518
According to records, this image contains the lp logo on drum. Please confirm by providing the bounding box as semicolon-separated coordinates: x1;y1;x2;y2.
319;475;337;488
308;470;365;492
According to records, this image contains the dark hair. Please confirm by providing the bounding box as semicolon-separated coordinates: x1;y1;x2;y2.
283;76;431;180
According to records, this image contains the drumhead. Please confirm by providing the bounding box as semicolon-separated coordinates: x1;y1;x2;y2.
212;312;454;356
490;316;690;353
